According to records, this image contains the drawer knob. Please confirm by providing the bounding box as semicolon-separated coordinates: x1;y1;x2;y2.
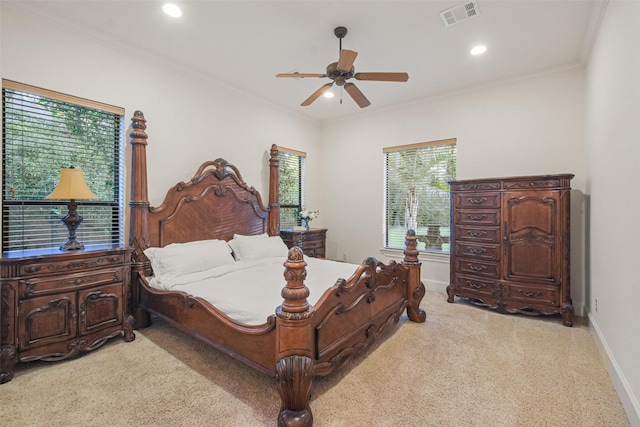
467;264;486;271
468;197;487;204
467;247;486;254
466;281;486;289
518;290;543;298
468;231;486;237
467;214;487;221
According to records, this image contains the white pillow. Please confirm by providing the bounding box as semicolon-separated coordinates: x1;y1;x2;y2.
229;235;289;261
144;239;235;278
232;233;269;240
228;233;268;260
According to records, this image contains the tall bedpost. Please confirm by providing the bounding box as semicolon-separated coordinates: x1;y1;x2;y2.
128;111;151;329
268;144;281;236
275;247;314;427
403;229;426;323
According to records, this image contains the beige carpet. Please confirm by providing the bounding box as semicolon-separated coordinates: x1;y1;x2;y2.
0;291;630;427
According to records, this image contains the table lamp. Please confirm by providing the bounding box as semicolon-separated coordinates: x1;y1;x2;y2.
45;167;98;251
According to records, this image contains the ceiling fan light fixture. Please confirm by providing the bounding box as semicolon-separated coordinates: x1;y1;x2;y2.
163;3;182;18
470;45;487;55
277;26;408;108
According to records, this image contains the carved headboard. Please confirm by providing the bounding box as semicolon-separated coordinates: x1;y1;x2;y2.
127;111;280;275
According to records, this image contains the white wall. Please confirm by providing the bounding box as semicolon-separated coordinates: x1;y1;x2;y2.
319;69;587;312
585;1;640;425
0;5;320;238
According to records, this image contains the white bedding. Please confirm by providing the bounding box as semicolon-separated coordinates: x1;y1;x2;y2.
149;256;360;325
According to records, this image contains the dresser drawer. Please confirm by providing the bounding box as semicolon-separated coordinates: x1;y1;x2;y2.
19;268;123;298
453;243;500;261
504;284;559;307
455;210;500;226
454;226;500;243
453;192;500;209
450;181;501;192
455;259;500;278
18;253;126;277
453;276;499;298
503;178;562;190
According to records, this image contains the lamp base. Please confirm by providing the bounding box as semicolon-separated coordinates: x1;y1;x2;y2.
60;239;85;251
60;199;85;251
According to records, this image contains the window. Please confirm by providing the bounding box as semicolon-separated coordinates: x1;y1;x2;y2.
384;139;456;253
2;80;125;252
278;147;306;228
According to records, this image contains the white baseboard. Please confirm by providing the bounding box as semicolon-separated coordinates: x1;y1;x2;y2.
589;313;640;426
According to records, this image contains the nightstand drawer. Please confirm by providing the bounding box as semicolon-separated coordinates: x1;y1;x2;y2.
280;228;327;259
19;268;123;298
298;238;324;249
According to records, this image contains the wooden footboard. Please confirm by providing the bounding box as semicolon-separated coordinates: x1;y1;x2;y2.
275;231;425;426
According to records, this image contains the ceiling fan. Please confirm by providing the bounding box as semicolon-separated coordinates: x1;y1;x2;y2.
276;26;409;108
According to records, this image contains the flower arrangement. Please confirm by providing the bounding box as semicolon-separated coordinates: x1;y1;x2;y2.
299;208;319;229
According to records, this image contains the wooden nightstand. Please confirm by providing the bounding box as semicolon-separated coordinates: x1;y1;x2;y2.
280;228;327;258
0;245;134;383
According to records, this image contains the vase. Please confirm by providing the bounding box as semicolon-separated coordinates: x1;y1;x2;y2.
302;219;310;230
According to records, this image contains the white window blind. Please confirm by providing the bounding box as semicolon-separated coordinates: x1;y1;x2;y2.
384;139;456;253
278;147;306;228
2;80;125;252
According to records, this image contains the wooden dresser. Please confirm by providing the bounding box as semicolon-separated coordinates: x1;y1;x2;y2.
280;228;327;258
0;245;134;383
447;174;574;326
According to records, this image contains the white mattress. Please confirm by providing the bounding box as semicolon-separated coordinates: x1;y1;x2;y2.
149;256;360;325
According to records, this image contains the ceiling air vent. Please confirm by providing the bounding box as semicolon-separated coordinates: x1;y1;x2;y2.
440;1;480;27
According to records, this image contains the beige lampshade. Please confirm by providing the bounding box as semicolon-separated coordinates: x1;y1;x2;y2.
45;168;98;200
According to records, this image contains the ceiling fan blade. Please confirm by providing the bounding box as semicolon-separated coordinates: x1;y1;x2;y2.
301;82;334;106
337;49;358;71
343;83;371;108
276;73;327;78
354;72;409;82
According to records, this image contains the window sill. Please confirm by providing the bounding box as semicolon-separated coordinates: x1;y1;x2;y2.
379;247;450;264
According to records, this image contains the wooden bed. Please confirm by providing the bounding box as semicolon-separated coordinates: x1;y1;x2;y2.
127;111;426;426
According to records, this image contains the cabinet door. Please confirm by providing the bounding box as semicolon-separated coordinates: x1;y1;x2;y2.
78;284;123;336
503;191;561;284
18;292;77;351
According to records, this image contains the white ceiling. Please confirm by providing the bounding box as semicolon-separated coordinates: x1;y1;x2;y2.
7;0;603;122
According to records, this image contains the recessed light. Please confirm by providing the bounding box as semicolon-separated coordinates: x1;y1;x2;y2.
163;4;182;18
470;45;487;55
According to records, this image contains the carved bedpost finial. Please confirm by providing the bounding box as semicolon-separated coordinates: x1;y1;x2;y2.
276;247;313;320
403;229;419;263
130;111;147;145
